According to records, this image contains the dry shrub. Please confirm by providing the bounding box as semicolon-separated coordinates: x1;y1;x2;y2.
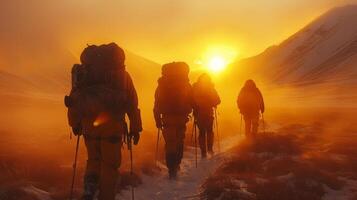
235;133;302;156
202;123;352;200
220;154;262;175
202;174;255;200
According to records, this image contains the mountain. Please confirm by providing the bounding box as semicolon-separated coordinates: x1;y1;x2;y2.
0;48;161;100
228;5;357;107
236;5;357;86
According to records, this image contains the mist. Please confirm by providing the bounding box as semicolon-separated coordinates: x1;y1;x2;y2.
1;1;357;199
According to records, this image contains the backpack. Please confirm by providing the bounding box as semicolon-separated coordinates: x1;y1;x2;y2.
156;62;192;115
238;87;261;115
65;43;128;128
192;83;219;110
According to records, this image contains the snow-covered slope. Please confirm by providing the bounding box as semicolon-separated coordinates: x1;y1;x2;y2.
237;5;357;86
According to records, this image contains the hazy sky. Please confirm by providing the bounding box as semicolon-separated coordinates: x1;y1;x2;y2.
1;0;357;67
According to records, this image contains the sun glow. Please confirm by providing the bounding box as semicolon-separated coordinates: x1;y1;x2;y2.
197;45;238;74
208;56;227;73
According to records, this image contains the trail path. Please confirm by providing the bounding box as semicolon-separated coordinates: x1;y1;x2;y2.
118;135;241;200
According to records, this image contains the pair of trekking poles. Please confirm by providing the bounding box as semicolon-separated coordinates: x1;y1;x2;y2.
155;108;221;169
69;130;136;200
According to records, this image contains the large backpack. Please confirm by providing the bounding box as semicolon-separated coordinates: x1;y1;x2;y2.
238;88;261;115
156;62;192;115
65;43;128;128
192;83;219;110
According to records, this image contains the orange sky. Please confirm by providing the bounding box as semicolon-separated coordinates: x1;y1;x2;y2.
1;0;357;67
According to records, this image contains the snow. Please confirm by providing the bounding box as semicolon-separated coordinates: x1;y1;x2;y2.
117;135;241;200
322;178;357;200
276;172;295;182
247;5;357;86
255;177;269;185
22;185;53;200
231;179;248;190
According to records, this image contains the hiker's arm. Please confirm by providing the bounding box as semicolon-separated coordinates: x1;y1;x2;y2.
237;90;242;110
125;73;143;133
213;88;221;107
153;87;162;128
258;89;265;113
187;84;194;115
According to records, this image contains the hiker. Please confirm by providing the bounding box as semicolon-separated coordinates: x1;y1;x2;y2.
192;73;221;158
153;62;193;179
237;79;265;138
65;43;142;200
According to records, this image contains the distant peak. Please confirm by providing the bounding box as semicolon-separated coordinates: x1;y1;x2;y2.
324;4;357;17
331;4;357;11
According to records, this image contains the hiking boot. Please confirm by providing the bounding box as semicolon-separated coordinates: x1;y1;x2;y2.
82;174;98;200
81;194;95;200
168;168;178;180
201;152;207;159
208;150;215;156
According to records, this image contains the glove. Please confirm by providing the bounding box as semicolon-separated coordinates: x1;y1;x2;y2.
155;120;163;129
72;126;82;136
130;132;140;145
64;95;73;108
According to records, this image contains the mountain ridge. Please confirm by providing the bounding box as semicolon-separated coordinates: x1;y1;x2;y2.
235;5;357;87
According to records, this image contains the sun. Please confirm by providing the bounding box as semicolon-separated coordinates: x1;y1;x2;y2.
197;45;238;74
208;56;228;73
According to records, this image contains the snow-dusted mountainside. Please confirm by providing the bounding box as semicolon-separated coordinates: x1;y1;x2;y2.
237;5;357;86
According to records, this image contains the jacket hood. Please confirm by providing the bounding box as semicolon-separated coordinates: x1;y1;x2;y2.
195;73;214;88
243;79;257;89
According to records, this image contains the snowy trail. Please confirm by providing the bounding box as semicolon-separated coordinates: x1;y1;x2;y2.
118;135;241;200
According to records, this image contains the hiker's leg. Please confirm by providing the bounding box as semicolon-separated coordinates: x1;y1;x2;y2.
198;125;207;157
162;125;177;175
83;136;100;199
176;124;186;167
251;114;260;137
244;116;252;138
207;118;214;153
97;136;122;200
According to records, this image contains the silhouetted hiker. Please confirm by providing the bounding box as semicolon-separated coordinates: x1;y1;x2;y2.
192;73;221;158
65;43;142;200
154;62;193;179
237;79;265;138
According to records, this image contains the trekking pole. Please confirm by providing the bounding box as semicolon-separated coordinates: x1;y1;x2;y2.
127;134;135;200
155;128;161;167
214;108;221;153
262;114;266;134
240;114;243;137
194;120;198;168
69;135;80;200
191;119;195;145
